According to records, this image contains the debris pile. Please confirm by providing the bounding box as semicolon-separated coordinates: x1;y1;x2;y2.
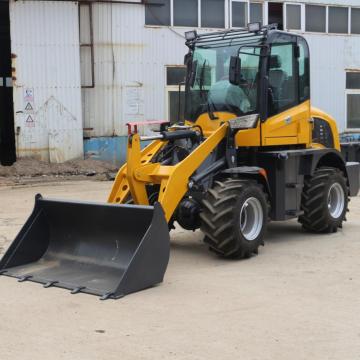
0;157;118;185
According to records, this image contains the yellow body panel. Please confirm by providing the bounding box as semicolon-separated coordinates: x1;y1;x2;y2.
235;122;261;147
109;101;340;223
187;112;261;147
186;112;236;137
261;101;311;147
185;101;339;151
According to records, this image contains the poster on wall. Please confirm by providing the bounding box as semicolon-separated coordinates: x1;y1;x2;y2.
124;86;144;116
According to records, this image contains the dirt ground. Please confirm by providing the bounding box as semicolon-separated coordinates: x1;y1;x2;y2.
0;180;360;360
0;157;118;186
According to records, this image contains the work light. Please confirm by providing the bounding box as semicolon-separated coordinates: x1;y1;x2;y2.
185;30;198;41
248;22;261;33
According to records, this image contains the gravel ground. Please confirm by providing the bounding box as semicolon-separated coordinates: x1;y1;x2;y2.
0;180;360;360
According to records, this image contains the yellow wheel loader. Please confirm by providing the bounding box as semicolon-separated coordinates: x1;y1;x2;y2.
1;24;359;299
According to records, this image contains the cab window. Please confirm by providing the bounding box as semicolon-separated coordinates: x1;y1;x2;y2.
298;37;310;103
268;43;298;116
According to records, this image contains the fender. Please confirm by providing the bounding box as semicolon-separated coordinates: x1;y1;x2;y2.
222;166;271;196
301;149;360;197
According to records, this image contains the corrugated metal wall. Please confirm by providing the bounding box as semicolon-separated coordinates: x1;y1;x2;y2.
306;34;360;130
82;3;189;137
10;0;83;162
8;0;360;164
83;1;360;136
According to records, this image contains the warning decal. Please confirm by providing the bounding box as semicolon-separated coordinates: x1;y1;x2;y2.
23;88;35;114
24;88;34;102
25;102;33;111
25;115;35;127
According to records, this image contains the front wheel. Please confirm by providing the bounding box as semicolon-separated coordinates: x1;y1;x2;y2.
299;167;348;233
200;178;269;259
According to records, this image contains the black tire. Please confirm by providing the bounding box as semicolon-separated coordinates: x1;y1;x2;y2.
200;178;269;259
299;167;348;233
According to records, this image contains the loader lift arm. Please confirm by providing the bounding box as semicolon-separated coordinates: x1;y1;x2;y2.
108;122;228;222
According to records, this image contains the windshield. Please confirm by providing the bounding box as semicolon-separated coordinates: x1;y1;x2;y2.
185;45;261;122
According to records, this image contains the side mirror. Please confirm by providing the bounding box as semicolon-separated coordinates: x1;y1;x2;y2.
229;56;241;85
188;60;197;87
184;52;192;66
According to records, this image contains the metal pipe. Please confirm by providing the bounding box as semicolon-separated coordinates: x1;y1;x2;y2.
140;135;164;141
140;130;199;142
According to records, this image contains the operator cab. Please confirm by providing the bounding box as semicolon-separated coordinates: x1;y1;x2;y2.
184;24;310;127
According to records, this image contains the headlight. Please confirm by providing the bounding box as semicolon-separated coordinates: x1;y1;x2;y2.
229;114;259;130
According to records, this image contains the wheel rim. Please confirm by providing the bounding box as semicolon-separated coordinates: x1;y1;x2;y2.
327;183;345;219
239;197;263;241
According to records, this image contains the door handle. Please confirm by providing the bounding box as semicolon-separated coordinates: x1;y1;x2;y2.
284;116;292;125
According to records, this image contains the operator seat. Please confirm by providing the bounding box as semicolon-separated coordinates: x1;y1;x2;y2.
268;55;286;114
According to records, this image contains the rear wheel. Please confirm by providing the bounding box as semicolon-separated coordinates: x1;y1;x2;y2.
200;178;269;259
299;167;348;233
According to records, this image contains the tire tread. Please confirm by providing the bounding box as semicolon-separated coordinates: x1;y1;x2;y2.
298;167;348;233
200;178;269;258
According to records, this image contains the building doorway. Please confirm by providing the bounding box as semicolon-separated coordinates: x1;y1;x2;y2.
0;1;16;166
268;2;283;30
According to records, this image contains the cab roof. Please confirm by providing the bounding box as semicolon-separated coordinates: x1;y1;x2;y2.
185;24;290;50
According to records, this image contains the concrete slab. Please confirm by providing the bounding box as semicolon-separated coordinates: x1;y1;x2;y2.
0;180;359;360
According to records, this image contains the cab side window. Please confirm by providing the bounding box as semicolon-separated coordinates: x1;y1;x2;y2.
268;43;298;116
298;37;310;102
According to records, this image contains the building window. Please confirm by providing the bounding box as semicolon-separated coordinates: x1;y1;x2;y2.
305;5;326;33
173;0;198;27
285;4;301;30
328;6;348;34
347;72;360;89
351;8;360;34
201;0;225;28
347;94;360;129
232;1;248;28
166;66;186;123
167;66;186;86
145;0;171;26
250;2;263;25
79;3;94;88
346;72;360;129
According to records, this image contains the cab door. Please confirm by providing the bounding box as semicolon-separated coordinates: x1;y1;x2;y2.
261;36;311;147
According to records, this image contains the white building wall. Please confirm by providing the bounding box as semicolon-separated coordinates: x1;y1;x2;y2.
306;34;360;131
82;3;190;137
10;0;83;162
83;0;360;137
8;0;360;163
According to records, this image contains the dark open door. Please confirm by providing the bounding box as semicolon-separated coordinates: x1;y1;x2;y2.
268;2;284;30
0;1;16;166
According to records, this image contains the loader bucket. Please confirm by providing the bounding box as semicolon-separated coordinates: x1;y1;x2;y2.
0;195;170;300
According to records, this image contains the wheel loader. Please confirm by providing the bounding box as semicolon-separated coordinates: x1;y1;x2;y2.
1;24;359;299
